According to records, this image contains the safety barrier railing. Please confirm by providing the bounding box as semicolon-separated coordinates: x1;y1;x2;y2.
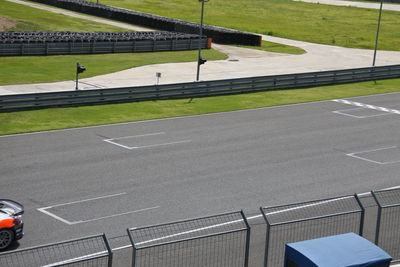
1;64;399;112
127;211;250;267
0;234;112;267
260;195;365;267
372;187;400;263
1;189;399;266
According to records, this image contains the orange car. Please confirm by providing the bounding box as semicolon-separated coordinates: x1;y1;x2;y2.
0;200;24;250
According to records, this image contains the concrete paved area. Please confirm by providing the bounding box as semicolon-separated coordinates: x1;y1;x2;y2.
2;36;399;95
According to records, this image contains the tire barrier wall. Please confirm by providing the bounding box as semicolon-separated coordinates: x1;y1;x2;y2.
0;31;209;56
1;64;399;112
28;0;262;46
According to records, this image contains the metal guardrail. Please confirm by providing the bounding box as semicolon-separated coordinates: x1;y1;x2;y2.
127;211;250;267
0;234;113;267
0;38;208;56
1;65;399;112
260;195;364;267
372;187;400;263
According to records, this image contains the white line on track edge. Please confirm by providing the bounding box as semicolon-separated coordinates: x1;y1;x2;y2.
4;91;400;138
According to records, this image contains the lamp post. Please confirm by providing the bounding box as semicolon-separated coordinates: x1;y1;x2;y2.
196;0;209;81
372;1;383;67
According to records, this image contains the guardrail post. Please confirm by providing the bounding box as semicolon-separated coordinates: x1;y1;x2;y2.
354;194;365;236
371;191;382;245
127;229;136;267
102;233;113;267
241;210;251;267
260;207;270;267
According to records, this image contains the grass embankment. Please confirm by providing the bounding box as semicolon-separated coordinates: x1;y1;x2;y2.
0;50;227;85
0;0;125;31
94;0;400;51
1;78;399;135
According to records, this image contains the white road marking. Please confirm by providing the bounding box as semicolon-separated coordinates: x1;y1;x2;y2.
135;218;247;246
103;132;191;149
39;192;127;209
133;140;192;149
332;99;400;115
103;132;165;149
37;207;74;225
104;132;164;141
37;192;159;225
347;146;399;164
2;91;400;138
332;108;390;118
42;251;108;267
263;196;354;216
72;206;160;224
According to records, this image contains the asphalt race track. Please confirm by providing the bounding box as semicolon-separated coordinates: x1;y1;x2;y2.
1;92;400;257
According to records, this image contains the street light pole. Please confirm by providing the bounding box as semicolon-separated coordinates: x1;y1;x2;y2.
196;0;208;81
372;1;383;67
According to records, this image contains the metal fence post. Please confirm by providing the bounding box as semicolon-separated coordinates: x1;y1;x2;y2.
260;207;270;267
371;191;382;245
127;228;136;267
354;194;365;236
102;233;113;267
241;210;251;267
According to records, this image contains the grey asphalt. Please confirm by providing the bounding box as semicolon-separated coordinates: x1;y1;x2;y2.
1;92;400;257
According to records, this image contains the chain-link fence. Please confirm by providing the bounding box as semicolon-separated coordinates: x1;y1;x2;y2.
127;211;250;267
372;187;400;263
0;234;112;267
260;195;364;267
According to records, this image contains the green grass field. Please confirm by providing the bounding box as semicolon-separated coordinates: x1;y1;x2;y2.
0;0;303;84
0;49;227;85
94;0;400;51
1;78;399;135
0;0;125;31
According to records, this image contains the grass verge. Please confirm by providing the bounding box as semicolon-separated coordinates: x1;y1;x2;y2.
93;0;400;51
0;49;227;85
1;78;399;135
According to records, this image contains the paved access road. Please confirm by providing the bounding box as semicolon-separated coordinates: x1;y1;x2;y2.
1;92;400;250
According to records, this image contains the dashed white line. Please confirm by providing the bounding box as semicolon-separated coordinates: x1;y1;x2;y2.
332;99;400;115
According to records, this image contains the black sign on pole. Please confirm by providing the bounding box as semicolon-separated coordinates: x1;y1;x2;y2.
75;62;86;90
